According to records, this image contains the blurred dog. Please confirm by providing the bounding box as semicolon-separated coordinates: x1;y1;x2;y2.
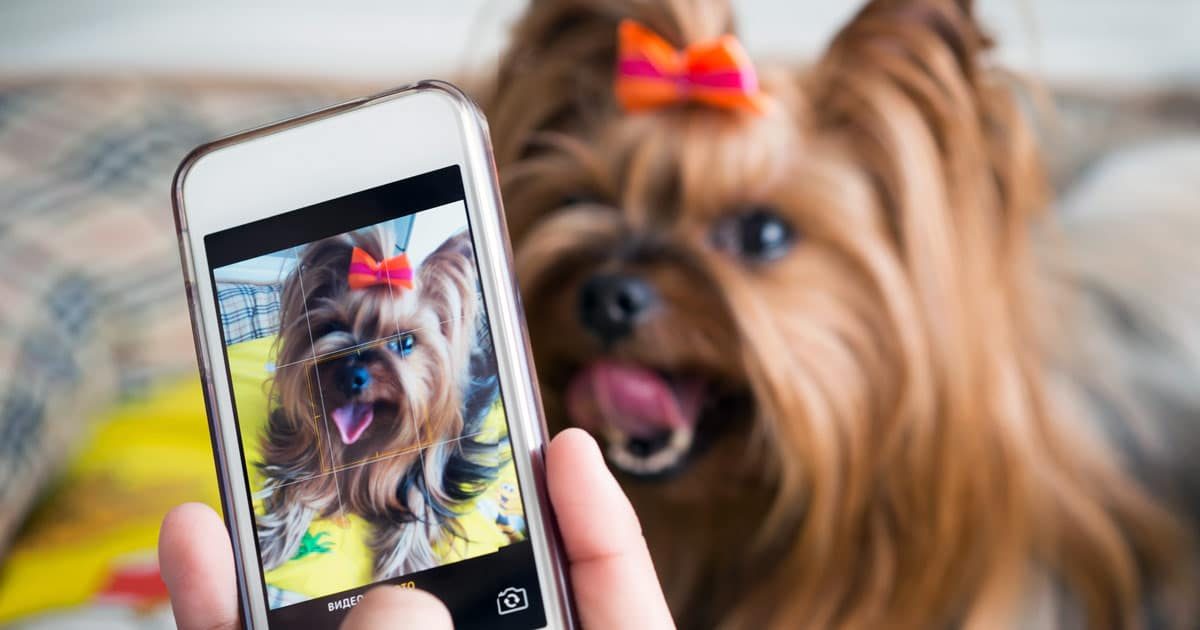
484;0;1200;627
257;228;499;579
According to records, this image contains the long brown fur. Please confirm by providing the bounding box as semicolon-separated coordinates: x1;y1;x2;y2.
257;228;499;579
482;0;1199;627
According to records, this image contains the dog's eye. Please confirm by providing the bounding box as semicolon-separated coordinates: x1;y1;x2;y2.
386;333;416;357
712;207;796;262
560;192;602;208
312;321;349;338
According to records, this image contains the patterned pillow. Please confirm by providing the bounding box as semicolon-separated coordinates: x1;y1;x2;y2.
0;79;362;550
217;283;283;345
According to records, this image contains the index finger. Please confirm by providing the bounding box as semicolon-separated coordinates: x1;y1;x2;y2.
547;428;675;629
159;503;240;630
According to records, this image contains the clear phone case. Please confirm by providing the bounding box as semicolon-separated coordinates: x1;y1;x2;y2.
171;81;575;630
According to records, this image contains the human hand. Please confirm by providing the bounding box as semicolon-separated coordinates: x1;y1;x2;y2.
158;428;674;629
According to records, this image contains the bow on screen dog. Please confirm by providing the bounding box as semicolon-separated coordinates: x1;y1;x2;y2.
483;0;1200;627
257;227;500;579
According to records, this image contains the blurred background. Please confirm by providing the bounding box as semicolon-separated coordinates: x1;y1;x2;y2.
3;0;1199;85
0;1;1196;628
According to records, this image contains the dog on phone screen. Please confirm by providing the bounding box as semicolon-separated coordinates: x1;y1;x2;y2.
484;0;1200;627
256;227;500;578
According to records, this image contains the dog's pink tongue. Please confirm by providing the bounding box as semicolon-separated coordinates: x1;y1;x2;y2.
566;361;701;438
331;403;374;445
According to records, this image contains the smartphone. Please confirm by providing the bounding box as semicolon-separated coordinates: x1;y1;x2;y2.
172;82;573;629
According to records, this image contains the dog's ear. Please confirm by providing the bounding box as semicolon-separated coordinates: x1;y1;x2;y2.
843;0;988;52
268;235;354;375
416;231;479;352
485;0;735;165
814;0;992;110
806;0;1044;229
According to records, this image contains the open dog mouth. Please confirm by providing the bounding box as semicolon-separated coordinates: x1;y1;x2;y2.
565;361;712;477
331;402;374;445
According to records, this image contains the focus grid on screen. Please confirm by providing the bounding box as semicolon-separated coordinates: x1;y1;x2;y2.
254;244;489;479
204;166;547;630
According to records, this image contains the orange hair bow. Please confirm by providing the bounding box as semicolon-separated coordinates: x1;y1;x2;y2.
347;247;413;291
614;19;769;115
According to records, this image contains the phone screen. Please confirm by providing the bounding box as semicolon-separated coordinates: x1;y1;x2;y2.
204;165;547;629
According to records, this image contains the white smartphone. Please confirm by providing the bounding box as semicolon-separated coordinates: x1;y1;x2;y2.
172;82;574;629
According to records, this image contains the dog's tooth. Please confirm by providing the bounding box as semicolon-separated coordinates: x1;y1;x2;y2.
604;427;694;476
669;426;694;451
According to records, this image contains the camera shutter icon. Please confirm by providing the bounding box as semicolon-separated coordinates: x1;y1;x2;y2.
496;586;529;615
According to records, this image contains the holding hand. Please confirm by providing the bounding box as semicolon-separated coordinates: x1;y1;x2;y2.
159;429;675;629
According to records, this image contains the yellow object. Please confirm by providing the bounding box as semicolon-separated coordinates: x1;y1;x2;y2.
0;376;219;622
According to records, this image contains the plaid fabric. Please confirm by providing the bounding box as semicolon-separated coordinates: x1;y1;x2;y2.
0;78;362;550
217;282;283;345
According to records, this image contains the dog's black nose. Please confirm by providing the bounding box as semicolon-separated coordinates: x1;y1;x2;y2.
578;273;656;343
340;364;371;397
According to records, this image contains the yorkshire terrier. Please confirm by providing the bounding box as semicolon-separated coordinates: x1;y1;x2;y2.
256;227;500;579
483;0;1200;627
